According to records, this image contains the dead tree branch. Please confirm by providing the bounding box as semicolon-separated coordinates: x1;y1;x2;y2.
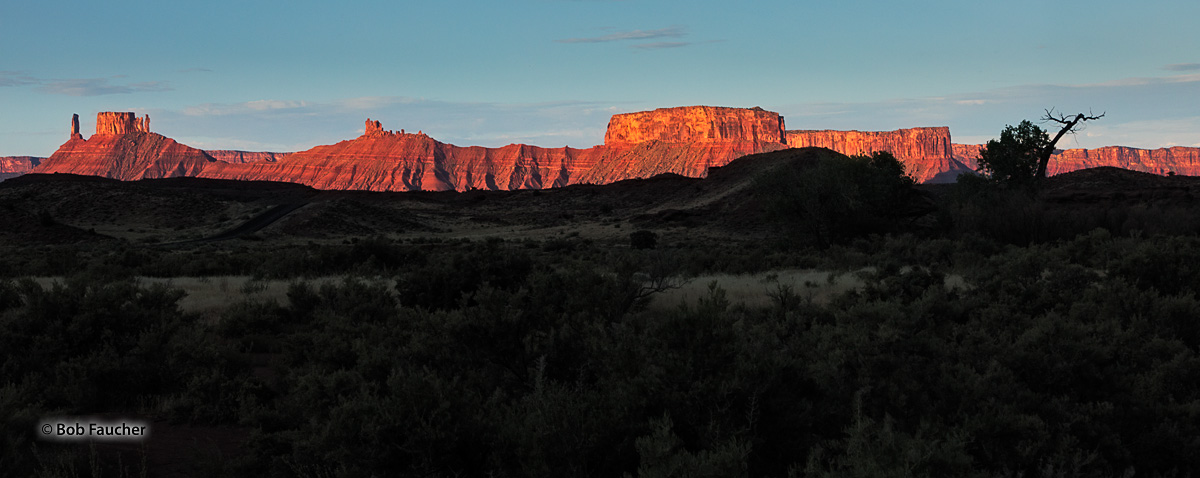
1037;108;1105;178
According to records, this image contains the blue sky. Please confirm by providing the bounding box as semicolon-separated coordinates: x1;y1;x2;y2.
2;0;1198;155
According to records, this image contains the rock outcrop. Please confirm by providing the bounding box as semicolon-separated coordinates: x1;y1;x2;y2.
606;106;786;145
785;127;958;183
33;112;212;180
94;112;150;135
70;114;82;140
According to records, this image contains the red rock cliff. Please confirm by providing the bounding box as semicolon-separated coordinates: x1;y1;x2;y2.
26;107;808;191
605;106;786;145
200;108;787;191
785;127;956;183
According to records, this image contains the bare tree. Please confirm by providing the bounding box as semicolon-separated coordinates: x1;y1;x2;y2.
1036;109;1105;179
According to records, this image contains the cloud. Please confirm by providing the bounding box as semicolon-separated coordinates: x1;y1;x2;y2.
557;26;685;44
28;77;171;96
183;100;311;116
180;67;213;73
0;71;38;87
631;41;690;50
1;72;173;96
1164;63;1200;71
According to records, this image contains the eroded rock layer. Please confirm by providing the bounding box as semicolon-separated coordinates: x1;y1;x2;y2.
35;134;213;180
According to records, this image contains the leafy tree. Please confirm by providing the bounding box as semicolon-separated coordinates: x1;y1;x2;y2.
977;110;1104;185
975;120;1049;185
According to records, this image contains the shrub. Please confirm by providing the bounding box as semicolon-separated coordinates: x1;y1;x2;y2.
630;230;658;250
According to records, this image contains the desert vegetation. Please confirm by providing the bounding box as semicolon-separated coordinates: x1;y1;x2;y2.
4;147;1200;477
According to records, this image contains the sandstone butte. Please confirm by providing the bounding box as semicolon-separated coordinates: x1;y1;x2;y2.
27;108;1200;190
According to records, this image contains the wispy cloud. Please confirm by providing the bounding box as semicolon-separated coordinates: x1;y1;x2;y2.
2;72;172;96
631;41;690;50
183;99;311;116
1164;63;1200;71
557;26;685;44
35;78;172;96
0;71;39;87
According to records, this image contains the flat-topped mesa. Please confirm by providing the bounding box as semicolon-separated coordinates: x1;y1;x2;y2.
95;112;151;135
604;106;786;145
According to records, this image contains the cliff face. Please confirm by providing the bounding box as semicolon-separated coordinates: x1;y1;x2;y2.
204;134;613;191
606;106;786;145
951;144;1200;177
785;127;956;183
32;112;213;180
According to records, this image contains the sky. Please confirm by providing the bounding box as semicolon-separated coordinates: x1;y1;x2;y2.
1;0;1198;156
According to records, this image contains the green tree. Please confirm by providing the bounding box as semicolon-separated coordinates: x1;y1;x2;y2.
977;110;1104;185
975;120;1049;185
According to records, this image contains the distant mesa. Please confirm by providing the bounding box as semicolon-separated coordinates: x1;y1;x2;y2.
20;107;1200;190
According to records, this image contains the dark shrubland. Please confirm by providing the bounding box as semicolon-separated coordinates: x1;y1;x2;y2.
6;230;1200;476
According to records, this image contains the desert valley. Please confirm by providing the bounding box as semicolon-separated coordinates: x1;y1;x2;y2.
5;99;1200;477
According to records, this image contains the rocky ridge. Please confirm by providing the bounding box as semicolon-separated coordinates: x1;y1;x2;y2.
25;108;1200;190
